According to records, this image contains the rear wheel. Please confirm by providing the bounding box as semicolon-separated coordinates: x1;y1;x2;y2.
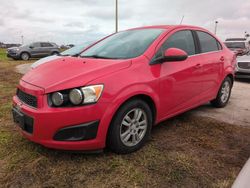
107;99;153;154
211;77;232;108
21;52;30;61
51;51;59;56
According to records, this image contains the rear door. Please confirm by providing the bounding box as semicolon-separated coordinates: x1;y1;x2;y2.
156;30;204;118
40;42;54;56
195;31;224;97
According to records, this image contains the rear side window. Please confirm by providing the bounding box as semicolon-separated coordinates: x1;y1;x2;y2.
197;31;221;53
155;30;196;58
41;42;53;47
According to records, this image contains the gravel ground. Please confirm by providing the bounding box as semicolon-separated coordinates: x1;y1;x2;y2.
16;63;250;126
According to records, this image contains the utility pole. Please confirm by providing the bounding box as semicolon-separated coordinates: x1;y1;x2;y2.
214;21;218;35
21;35;24;44
115;0;118;32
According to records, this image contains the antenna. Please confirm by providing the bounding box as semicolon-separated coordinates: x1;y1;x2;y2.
115;0;118;32
179;15;184;25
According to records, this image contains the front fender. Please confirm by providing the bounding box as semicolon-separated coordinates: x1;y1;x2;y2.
99;84;160;144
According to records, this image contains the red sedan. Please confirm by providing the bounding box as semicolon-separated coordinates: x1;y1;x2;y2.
12;25;236;154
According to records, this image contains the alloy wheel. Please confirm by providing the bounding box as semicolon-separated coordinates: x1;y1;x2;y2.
120;108;148;147
221;80;230;103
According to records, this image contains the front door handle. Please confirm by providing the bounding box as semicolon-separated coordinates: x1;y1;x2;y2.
194;63;201;69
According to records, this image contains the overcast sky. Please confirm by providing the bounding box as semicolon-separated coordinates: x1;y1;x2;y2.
0;0;250;45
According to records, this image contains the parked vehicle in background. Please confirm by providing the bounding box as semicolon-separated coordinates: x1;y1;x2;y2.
12;25;236;154
31;42;95;68
0;43;21;48
236;54;250;79
224;38;250;56
7;42;60;60
60;44;75;50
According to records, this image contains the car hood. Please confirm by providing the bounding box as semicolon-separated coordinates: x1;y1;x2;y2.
7;47;19;51
31;55;61;68
237;55;250;62
22;56;132;93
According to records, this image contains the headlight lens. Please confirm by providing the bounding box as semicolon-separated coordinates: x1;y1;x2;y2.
51;92;64;106
81;85;103;104
49;84;103;107
69;89;83;105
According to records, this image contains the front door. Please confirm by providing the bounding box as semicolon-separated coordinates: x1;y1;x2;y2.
154;30;204;119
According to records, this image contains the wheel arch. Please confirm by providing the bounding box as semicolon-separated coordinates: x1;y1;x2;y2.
51;51;59;55
121;94;157;124
226;73;234;86
105;93;158;145
20;51;31;58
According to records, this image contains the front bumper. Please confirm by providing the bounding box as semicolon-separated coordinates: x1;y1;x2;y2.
7;51;20;59
235;72;250;79
235;66;250;79
12;82;111;151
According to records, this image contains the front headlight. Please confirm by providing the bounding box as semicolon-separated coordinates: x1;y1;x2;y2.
81;85;103;104
51;92;64;106
69;89;83;105
49;84;104;107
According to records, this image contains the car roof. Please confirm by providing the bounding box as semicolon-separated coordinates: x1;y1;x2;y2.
128;25;206;31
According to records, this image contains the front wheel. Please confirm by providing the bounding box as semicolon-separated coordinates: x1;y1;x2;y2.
21;52;30;61
211;77;232;108
107;99;153;154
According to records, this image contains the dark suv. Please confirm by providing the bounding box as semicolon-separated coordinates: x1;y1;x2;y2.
7;42;60;60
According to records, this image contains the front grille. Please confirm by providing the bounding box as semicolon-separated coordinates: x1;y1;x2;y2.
238;62;250;70
17;89;38;108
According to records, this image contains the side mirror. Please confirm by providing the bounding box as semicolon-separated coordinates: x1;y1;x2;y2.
164;48;188;62
29;45;34;49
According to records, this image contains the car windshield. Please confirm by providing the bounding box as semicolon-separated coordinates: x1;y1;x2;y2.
80;29;165;59
60;41;94;56
225;42;246;49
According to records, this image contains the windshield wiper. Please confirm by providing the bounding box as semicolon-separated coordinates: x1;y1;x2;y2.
80;55;115;59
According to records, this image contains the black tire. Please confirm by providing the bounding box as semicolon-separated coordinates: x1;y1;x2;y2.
210;77;232;108
107;99;153;154
20;52;30;61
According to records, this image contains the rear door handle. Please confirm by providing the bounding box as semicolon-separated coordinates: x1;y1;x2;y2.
220;56;225;61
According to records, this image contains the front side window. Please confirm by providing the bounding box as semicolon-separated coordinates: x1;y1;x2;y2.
197;31;220;53
80;29;165;59
154;30;196;59
32;42;41;48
